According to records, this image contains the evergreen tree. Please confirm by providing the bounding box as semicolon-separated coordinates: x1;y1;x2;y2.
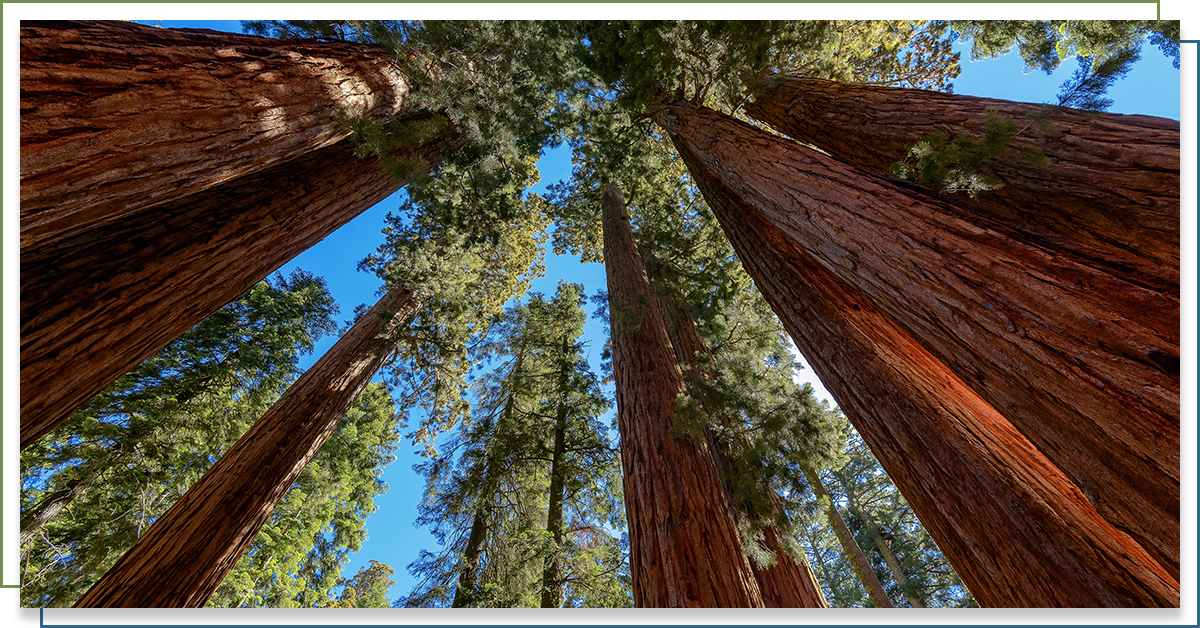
324;560;396;608
20;21;448;448
398;283;628;608
74;283;419;608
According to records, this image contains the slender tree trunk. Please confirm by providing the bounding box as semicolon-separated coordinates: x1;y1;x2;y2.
539;336;571;608
20;20;414;256
800;466;892;608
20;461;112;547
665;125;1179;606
745;75;1181;269
453;375;521;608
20;126;457;450
866;522;926;608
74;285;419;608
651;287;826;608
602;183;763;608
656;100;1179;580
452;507;491;608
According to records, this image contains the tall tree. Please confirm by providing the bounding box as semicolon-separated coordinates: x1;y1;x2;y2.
74;284;421;608
823;424;974;608
744;75;1180;269
20;131;455;450
666;114;1178;606
397;284;627;609
655;99;1179;581
799;465;891;608
601;182;762;607
634;199;830;608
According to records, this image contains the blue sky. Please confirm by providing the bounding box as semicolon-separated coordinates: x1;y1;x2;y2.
139;20;1184;604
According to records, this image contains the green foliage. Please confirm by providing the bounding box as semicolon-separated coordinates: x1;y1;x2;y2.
249;20;582;246
20;271;339;607
886;109;1027;197
580;20;961;116
359;167;549;457
397;283;629;608
1054;47;1139;111
324;560;396;608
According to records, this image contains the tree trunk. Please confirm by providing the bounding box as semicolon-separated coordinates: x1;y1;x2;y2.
453;378;521;608
601;183;763;608
452;507;490;608
652;287;825;608
800;466;893;608
20;20;415;257
539;336;570;608
867;523;926;608
665;124;1179;606
19;460;112;547
745;75;1180;270
656;100;1179;580
73;285;419;608
20;126;457;450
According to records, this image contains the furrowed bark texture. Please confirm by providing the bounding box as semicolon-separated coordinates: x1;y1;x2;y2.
602;183;763;608
652;289;826;608
21;129;455;450
800;466;893;608
20;20;414;256
74;286;418;608
658;101;1179;579
668;125;1180;607
745;76;1180;269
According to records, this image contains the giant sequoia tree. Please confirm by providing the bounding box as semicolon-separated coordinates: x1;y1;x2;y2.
20;272;338;607
74;284;420;608
665;109;1177;606
601;183;765;607
744;75;1180;270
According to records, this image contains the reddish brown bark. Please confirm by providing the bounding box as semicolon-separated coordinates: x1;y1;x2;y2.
20;129;455;450
745;75;1180;269
668;137;1178;606
657;100;1179;579
651;288;826;608
602;183;763;608
800;466;892;608
20;20;414;257
74;286;418;608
